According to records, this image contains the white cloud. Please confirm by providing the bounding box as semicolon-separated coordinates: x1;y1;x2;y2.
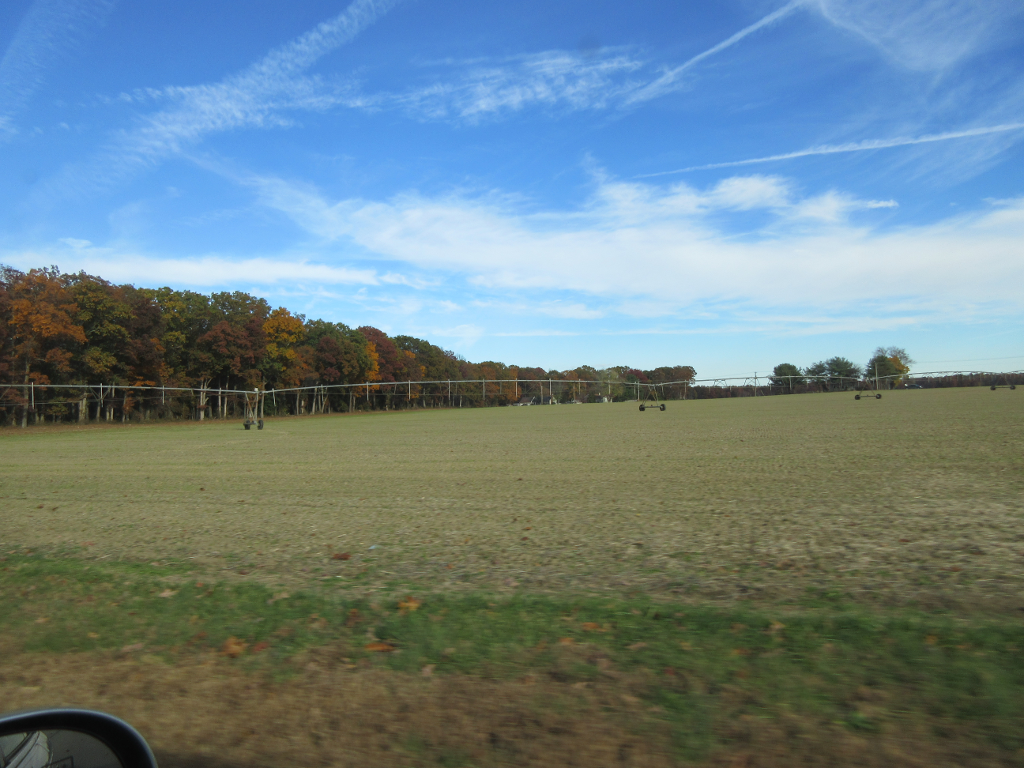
58;237;92;249
46;0;397;191
789;190;897;222
536;303;605;320
1;243;380;288
812;0;1020;72
370;1;811;119
471;299;605;320
387;50;645;121
248;172;1024;315
430;324;484;346
706;175;792;210
492;329;581;337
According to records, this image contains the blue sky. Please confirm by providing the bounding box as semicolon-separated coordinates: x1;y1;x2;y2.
2;0;1023;377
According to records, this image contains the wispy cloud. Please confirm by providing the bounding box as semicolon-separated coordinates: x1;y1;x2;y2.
492;329;581;337
382;2;809;119
46;0;397;192
429;324;485;346
472;299;605;320
813;0;1020;72
386;50;645;121
0;242;380;288
0;0;115;138
789;191;897;223
625;0;808;105
640;122;1024;177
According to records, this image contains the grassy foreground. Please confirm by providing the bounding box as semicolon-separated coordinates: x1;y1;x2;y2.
3;552;1024;765
2;388;1024;765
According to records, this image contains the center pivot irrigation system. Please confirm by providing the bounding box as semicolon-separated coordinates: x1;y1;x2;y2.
1;370;1019;429
638;385;666;412
990;375;1017;391
243;389;266;430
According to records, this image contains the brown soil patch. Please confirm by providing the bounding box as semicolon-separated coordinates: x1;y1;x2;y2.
1;647;1017;768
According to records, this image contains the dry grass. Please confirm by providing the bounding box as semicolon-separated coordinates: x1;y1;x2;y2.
2;388;1022;612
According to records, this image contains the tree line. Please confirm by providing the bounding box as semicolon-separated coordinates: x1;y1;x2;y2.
769;348;914;392
0;266;696;424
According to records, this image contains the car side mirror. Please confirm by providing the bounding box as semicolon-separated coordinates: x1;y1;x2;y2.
0;709;157;768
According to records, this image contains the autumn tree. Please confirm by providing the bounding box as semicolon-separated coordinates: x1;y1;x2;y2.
866;346;913;387
307;320;377;385
120;285;167;386
393;335;460;382
2;262;718;423
262;308;308;389
357;326;403;382
4;267;86;385
2;267;86;426
0;267;13;382
200;320;264;386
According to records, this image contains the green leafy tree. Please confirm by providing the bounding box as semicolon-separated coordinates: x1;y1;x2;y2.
825;356;861;389
804;361;827;379
142;287;216;386
67;273;134;382
771;363;803;392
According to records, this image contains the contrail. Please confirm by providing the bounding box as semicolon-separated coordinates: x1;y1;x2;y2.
625;0;807;105
638;122;1024;177
42;0;400;195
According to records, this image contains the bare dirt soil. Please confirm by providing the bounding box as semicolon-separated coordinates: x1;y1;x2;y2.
2;388;1022;612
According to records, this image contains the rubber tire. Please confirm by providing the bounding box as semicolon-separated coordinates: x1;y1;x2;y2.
244;423;251;430
639;405;645;411
855;394;861;400
257;419;264;430
1012;385;1017;390
875;394;882;399
660;404;666;411
991;385;997;390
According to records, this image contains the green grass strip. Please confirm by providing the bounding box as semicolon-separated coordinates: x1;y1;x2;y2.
3;552;1024;759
